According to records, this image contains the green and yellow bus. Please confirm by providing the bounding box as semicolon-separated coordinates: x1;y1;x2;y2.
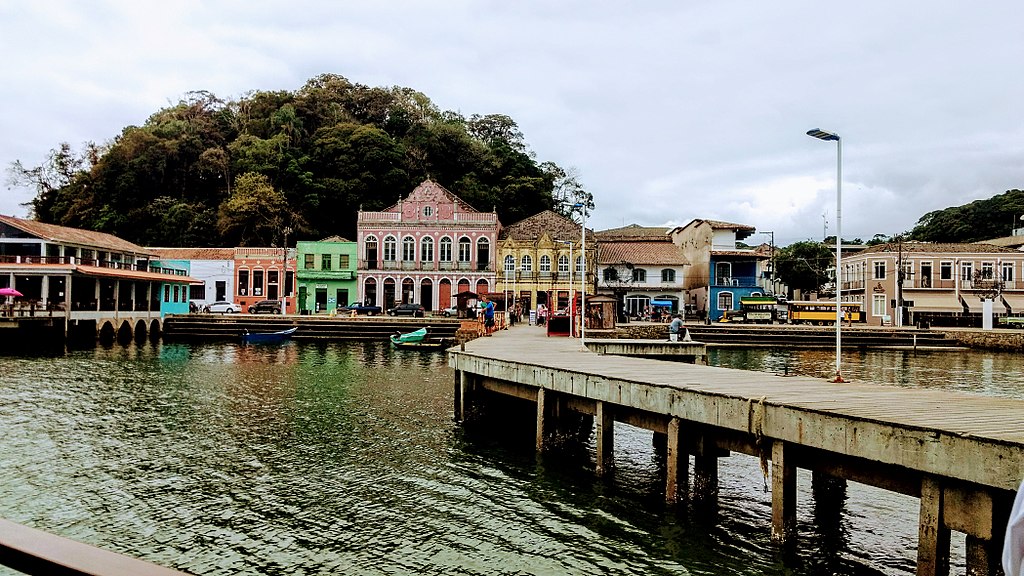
786;300;863;325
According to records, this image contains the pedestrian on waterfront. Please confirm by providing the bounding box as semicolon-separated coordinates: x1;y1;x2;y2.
483;297;495;335
668;314;684;342
537;304;547;326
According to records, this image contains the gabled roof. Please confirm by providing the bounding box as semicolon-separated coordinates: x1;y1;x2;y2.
499;210;593;242
0;214;150;255
856;241;1023;255
319;235;352;243
598;241;689;266
594;223;671;241
384;179;481;213
672;218;756;241
148;247;237;260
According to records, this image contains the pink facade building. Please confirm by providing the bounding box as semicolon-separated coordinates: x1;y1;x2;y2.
356;180;499;311
233;247;296;314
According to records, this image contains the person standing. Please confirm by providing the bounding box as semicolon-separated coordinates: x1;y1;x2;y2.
483;297;495;335
668;313;684;342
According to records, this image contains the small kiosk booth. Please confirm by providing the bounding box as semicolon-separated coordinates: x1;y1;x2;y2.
586;294;617;330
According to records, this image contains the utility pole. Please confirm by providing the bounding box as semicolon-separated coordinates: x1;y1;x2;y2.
896;234;904;327
281;226;292;314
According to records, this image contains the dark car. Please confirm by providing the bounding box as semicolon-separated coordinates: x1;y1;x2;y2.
339;302;382;316
248;299;282;314
388;303;425;317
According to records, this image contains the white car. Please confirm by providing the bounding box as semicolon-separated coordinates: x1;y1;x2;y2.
204;301;241;314
441;305;459;317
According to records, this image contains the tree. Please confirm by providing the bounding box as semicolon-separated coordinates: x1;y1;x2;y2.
910;189;1024;243
217;172;294;246
774;241;835;295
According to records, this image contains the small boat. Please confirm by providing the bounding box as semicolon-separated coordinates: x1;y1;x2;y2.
241;327;297;344
390;339;451;351
390;327;427;345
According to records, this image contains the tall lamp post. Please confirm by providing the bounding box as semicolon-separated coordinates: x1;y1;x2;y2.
559;240;574;336
806;128;843;383
576;202;588;348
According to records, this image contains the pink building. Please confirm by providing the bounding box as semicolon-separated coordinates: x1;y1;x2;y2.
356;180;500;312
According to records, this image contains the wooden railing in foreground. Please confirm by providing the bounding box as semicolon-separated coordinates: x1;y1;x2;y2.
0;518;189;576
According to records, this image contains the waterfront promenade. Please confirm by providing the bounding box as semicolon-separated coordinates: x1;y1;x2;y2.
450;325;1024;576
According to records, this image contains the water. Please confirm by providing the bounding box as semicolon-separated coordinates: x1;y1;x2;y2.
1;341;1021;575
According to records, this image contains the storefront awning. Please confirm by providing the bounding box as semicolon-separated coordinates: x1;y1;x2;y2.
1000;293;1024;314
906;292;964;313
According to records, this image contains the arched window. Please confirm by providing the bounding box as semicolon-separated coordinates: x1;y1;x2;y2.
476;237;489;271
520;254;533;272
439;237;452;262
504;255;516;273
661;268;676;283
603;267;619;282
402;236;416;261
575;256;583;273
458;237;472;262
421;236;434;262
364;236;378;270
557;255;569;273
540;255;551;273
633;268;647;282
383;236;397;262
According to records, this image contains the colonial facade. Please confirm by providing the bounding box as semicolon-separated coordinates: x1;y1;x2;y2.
234;247;296;314
296;237;358;314
594;224;689;319
356;180;499;311
841;241;1024;326
672;219;767;321
497;210;595;313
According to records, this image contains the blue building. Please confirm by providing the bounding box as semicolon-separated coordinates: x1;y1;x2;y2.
672;219;769;321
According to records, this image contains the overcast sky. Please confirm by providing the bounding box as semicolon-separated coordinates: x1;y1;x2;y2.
2;1;1022;246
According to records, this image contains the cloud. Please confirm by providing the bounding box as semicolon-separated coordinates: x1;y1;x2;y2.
2;1;1022;246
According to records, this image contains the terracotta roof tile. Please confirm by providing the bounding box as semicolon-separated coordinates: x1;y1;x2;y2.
598;241;689;266
857;241;1023;255
594;224;671;241
148;247;237;260
499;210;593;242
1;214;150;255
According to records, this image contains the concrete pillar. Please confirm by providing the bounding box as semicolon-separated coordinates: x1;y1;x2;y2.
965;536;998;576
454;370;463;421
536;387;548;452
40;275;49;308
917;476;950;576
596;401;614;476
114;280;120;313
771;440;797;543
652;431;667;459
694;432;719;504
666;417;688;502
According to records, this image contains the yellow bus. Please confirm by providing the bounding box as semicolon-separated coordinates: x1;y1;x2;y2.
786;300;864;325
740;296;777;324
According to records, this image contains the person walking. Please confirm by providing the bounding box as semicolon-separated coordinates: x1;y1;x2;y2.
483;296;495;335
668;313;684;342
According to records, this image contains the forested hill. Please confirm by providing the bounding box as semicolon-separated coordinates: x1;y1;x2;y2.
10;73;586;247
909;189;1024;243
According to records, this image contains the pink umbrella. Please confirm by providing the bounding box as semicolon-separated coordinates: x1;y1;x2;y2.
0;287;22;297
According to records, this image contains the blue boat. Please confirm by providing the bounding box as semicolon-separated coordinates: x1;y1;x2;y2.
241;327;297;344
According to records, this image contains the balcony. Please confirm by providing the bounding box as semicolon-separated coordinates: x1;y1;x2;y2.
712;275;760;288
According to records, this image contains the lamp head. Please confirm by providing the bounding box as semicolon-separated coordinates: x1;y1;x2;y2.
807;128;840;141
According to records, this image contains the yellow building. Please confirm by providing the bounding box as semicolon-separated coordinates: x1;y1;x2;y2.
496;210;595;314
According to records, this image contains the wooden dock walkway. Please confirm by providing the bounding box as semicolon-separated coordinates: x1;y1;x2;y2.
449;325;1024;576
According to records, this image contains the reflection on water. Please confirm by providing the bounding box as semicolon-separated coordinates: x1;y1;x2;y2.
0;341;1018;575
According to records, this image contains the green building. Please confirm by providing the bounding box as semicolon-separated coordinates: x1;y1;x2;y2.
296;237;358;314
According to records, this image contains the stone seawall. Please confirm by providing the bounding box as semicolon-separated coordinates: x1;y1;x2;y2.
936;329;1024;352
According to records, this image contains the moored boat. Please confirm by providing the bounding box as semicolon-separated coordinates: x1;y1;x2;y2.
241;327;297;344
390;327;427;345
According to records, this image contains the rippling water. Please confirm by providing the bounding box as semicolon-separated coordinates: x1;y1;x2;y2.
1;341;1021;575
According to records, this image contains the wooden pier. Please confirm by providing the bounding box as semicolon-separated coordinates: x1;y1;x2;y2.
449;325;1024;575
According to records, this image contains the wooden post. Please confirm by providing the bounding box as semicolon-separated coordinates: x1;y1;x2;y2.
666;417;688;502
917;476;950;576
596;401;614;476
771;440;796;543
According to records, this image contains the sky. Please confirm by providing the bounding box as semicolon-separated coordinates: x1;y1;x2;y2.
2;1;1022;247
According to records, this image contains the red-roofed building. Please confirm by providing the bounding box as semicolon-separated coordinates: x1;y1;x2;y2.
594;224;689;320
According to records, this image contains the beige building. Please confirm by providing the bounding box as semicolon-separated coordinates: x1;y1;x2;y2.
496;210;595;313
841;241;1024;326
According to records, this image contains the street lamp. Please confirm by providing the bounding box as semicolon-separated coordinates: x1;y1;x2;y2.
558;240;574;337
806;128;843;382
575;202;588;348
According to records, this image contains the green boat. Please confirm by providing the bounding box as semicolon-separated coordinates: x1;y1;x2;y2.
390;327;427;345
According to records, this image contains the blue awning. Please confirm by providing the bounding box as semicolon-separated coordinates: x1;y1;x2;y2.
650;299;673;307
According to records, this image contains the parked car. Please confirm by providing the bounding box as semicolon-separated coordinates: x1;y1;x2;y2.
204;301;241;314
339;302;382;316
248;299;282;314
388;303;425;317
441;305;458;317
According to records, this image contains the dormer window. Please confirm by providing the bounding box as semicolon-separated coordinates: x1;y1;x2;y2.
423;206;434;217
